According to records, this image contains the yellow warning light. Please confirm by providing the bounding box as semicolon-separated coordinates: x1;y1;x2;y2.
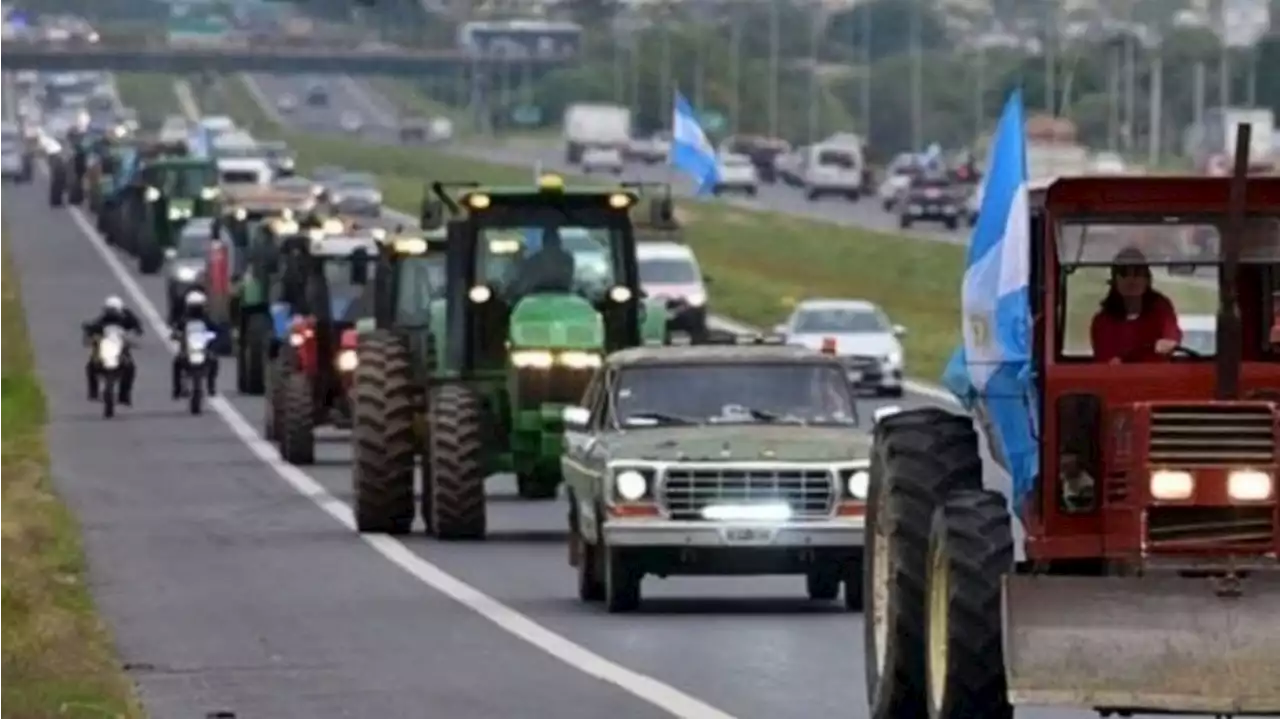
468;193;491;210
608;193;631;209
538;174;565;191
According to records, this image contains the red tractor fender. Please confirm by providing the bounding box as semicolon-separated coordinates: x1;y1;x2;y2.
339;328;359;349
288;315;318;376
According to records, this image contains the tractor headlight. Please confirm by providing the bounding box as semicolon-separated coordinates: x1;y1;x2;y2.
144;186;161;202
1150;470;1194;501
608;285;632;303
289;332;307;347
510;350;554;369
201;186;220;200
468;285;492;303
336;349;358;372
558;351;601;369
1228;470;1273;501
614;470;649;501
168;206;191;220
189;350;206;365
234;208;247;221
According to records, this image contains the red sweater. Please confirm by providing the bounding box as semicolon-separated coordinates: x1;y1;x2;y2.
1090;292;1183;362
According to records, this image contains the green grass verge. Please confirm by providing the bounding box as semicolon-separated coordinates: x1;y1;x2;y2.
113;73;182;120
215;75;1219;379
1;240;145;719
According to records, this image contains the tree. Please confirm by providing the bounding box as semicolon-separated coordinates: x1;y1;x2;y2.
826;0;951;63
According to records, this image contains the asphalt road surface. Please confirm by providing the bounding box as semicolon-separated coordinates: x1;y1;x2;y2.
243;73;966;245
2;75;1118;718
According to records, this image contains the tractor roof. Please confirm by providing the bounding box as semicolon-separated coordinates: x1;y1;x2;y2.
608;343;838;368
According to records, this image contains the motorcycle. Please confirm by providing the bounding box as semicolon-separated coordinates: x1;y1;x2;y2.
90;326;130;419
181;320;217;415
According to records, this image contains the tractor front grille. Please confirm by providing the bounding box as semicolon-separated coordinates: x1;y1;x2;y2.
658;466;836;520
1148;404;1276;468
514;366;594;408
1147;506;1275;551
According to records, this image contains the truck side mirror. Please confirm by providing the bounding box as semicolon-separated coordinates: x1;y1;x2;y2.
421;199;444;229
563;406;590;428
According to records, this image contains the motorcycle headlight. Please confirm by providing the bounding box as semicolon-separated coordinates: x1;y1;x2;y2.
336;349;358;372
175;266;199;282
189;350;206;365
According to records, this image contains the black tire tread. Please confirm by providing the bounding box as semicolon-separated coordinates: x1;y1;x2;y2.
279;368;315;465
927;489;1014;719
351;331;416;534
863;407;985;719
428;384;487;540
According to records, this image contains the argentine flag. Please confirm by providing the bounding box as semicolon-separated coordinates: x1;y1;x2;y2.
669;92;720;196
941;89;1039;513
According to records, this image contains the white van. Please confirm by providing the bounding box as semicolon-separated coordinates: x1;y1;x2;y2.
802;143;865;201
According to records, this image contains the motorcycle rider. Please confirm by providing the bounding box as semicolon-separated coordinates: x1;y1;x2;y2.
170;290;218;399
82;295;143;404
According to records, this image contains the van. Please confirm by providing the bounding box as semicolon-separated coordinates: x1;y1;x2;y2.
802;143;864;201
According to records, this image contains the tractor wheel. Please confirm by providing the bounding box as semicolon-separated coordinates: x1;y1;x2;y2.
238;314;269;395
427;384;487;540
416;332;437;521
48;171;65;207
138;244;163;275
863;407;984;719
68;182;84;206
278;369;315;465
923;489;1013;719
351;331;416;535
263;354;291;441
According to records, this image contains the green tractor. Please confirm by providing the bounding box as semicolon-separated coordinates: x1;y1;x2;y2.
352;175;667;539
122;156;220;274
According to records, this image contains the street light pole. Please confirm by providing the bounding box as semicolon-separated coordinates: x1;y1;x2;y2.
768;0;780;137
909;0;922;150
859;0;871;135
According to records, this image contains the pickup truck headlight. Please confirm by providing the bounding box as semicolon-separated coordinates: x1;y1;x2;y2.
610;467;656;502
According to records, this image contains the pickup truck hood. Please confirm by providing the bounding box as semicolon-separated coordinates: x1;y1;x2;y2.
603;425;871;463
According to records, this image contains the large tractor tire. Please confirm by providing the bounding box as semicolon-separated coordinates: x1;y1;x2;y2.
278;369;315;465
923;489;1014;719
263;354;291;441
351;331;416;535
863;407;984;719
427;384;487;540
48;167;66;207
138;241;163;275
236;313;270;395
68;179;85;206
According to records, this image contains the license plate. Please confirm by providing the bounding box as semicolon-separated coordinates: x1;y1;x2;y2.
721;527;776;545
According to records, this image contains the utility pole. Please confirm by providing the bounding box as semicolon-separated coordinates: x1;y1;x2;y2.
859;0;871;136
730;10;742;134
660;4;673;125
1107;45;1120;152
974;45;986;138
1193;60;1207;128
1148;50;1163;167
808;0;821;144
1124;33;1137;153
909;0;922;150
768;0;780;137
1044;6;1056;115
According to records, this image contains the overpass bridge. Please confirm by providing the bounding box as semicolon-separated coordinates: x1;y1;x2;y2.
1;41;571;79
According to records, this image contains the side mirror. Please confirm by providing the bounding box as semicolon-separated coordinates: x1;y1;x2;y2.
892;324;907;337
562;406;590;429
164;248;177;260
873;405;903;425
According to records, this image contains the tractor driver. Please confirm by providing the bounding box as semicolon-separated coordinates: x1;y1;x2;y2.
1090;246;1183;364
512;226;576;295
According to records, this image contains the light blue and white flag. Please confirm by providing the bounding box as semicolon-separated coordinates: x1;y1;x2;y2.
941;89;1039;513
669;92;720;196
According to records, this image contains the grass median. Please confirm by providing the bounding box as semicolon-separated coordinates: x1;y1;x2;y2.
1;240;145;719
187;75;1222;379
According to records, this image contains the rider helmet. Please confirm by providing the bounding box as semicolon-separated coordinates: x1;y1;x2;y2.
104;295;125;312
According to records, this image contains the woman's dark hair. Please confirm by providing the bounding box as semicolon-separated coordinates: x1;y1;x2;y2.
1099;278;1158;318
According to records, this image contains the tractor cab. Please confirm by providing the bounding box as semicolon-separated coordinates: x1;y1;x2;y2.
623;181;682;244
265;230;380;463
123;156;220;274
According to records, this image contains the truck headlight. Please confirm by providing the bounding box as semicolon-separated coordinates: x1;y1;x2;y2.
614;470;648;501
558;351;601;369
336;349;358;372
168;207;191;220
511;350;554;369
846;470;870;499
1228;470;1272;501
1150;470;1194;500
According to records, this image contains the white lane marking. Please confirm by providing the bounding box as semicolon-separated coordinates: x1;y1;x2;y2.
62;204;740;719
173;80;201;120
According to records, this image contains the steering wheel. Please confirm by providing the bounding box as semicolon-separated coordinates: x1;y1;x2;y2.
1170;345;1202;359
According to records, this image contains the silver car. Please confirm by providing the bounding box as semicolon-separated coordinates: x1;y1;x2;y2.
164;220;216;320
327;172;382;217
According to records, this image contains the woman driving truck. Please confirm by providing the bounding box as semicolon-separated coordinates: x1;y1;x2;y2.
1090;247;1183;363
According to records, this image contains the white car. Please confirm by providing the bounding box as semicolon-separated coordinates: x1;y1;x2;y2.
277;94;297;114
340;112;363;133
1091;151;1127;174
636;241;709;339
581;146;623;175
801;144;865;201
713;153;758;196
626;133;670;164
775;298;906;396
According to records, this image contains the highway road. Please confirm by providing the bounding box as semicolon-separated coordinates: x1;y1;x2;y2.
3;73;1108;718
243;73;968;245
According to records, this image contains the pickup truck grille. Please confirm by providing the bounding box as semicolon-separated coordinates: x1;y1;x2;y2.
1148;404;1276;467
658;466;836;520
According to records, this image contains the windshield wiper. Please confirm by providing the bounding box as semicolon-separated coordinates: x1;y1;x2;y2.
624;411;699;426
